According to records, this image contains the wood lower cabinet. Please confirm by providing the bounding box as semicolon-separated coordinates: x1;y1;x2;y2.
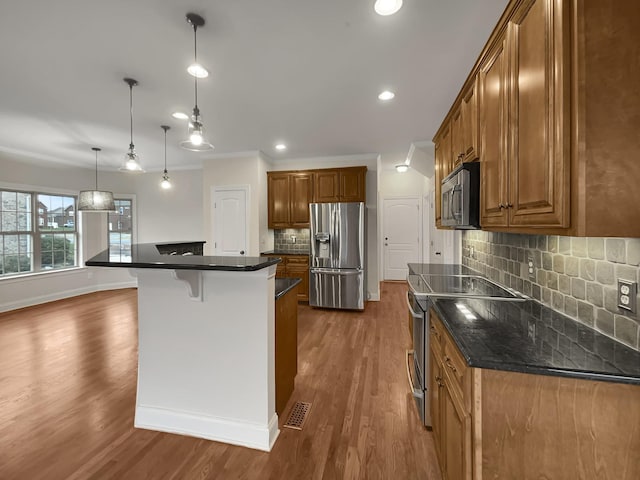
275;281;298;416
267;172;314;229
274;255;309;302
429;307;640;480
430;309;472;480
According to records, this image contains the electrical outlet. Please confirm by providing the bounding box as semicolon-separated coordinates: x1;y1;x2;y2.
617;279;637;313
527;256;536;280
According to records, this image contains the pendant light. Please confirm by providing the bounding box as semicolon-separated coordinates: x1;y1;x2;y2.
160;125;172;189
180;13;214;152
78;148;116;212
120;78;145;171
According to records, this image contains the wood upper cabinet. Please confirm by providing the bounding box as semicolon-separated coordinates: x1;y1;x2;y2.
313;167;366;203
479;33;510;228
268;173;292;229
267;172;314;229
506;0;569;228
314;170;340;203
451;106;464;169
290;173;314;227
480;0;569;229
434;125;452;228
339;167;366;202
460;78;479;162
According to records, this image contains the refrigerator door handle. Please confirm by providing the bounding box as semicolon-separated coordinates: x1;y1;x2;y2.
310;268;362;276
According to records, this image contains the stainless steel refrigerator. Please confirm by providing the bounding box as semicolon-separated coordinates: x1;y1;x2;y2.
309;202;366;310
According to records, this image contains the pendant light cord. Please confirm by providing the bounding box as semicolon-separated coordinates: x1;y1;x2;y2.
129;83;135;150
95;149;99;189
193;24;199;116
164;128;168;172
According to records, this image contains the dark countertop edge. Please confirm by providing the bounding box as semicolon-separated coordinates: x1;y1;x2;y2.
85;258;281;272
275;277;302;300
429;290;640;386
261;251;310;256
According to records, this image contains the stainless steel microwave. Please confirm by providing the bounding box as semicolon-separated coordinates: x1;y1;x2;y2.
441;162;480;229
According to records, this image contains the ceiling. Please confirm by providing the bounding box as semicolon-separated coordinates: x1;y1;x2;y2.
0;0;509;172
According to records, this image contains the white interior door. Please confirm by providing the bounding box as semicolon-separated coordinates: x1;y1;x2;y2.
212;186;249;256
383;197;421;280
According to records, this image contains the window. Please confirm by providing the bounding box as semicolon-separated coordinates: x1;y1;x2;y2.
108;199;133;261
1;189;77;276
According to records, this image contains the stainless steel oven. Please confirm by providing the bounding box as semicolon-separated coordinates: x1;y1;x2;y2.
406;290;431;427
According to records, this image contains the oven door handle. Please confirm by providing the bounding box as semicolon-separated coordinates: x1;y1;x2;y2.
405;350;424;399
406;292;423;318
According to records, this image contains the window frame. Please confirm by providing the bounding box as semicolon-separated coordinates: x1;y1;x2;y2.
1;187;79;277
107;195;137;262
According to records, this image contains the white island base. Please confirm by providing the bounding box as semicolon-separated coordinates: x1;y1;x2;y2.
131;266;279;451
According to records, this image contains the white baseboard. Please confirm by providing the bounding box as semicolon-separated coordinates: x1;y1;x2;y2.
0;279;137;313
135;404;280;452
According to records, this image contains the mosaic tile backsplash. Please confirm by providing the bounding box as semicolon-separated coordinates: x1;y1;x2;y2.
462;231;640;351
273;229;310;254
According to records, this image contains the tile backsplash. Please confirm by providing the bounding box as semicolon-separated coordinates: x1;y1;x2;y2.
273;229;310;253
462;231;640;351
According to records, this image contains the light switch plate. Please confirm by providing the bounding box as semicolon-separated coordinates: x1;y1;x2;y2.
617;279;637;313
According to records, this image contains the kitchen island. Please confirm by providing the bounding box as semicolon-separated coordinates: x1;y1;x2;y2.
86;242;282;451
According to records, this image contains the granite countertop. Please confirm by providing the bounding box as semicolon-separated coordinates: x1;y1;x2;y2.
86;242;281;272
275;277;302;300
431;293;640;386
409;263;640;385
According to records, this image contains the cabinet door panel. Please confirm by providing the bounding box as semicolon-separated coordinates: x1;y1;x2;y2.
290;173;314;227
451;107;464;168
314;171;340;203
479;36;509;228
443;382;471;480
461;79;479;161
430;347;444;472
268;174;290;228
287;264;309;302
339;168;366;202
508;0;569;227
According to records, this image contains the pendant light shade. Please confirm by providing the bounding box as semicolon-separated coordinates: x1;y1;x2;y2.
120;78;145;172
78;148;116;212
160;125;172;189
180;13;214;152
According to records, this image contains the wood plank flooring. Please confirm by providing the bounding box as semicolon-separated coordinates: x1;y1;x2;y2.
0;283;441;479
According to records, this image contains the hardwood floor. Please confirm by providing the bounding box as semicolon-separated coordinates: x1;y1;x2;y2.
0;283;441;480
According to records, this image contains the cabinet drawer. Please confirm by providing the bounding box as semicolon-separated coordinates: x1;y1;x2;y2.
442;335;468;399
429;308;447;349
286;256;309;266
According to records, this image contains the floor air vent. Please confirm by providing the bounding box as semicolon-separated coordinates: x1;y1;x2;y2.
283;402;312;430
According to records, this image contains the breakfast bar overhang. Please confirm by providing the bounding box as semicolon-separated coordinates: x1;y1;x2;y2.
86;242;281;451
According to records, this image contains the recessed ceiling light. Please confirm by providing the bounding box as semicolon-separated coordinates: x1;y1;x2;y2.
374;0;403;16
187;63;209;78
395;164;409;173
172;112;189;120
378;90;395;101
275;143;287;151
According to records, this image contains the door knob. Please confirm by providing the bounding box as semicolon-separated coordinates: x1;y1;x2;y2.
385;243;388;246
240;250;245;255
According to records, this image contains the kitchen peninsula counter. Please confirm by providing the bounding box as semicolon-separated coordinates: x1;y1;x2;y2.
86;242;282;452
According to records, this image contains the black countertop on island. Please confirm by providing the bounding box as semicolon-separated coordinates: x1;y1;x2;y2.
409;263;640;385
86;242;281;272
275;277;302;300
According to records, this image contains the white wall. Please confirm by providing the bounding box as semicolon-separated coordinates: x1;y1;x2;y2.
0;154;204;312
202;152;269;256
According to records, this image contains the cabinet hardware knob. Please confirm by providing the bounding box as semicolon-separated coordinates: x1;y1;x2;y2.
499;203;505;209
507;203;513;208
445;357;457;372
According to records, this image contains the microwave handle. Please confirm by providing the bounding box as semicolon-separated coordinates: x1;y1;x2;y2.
451;185;462;219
